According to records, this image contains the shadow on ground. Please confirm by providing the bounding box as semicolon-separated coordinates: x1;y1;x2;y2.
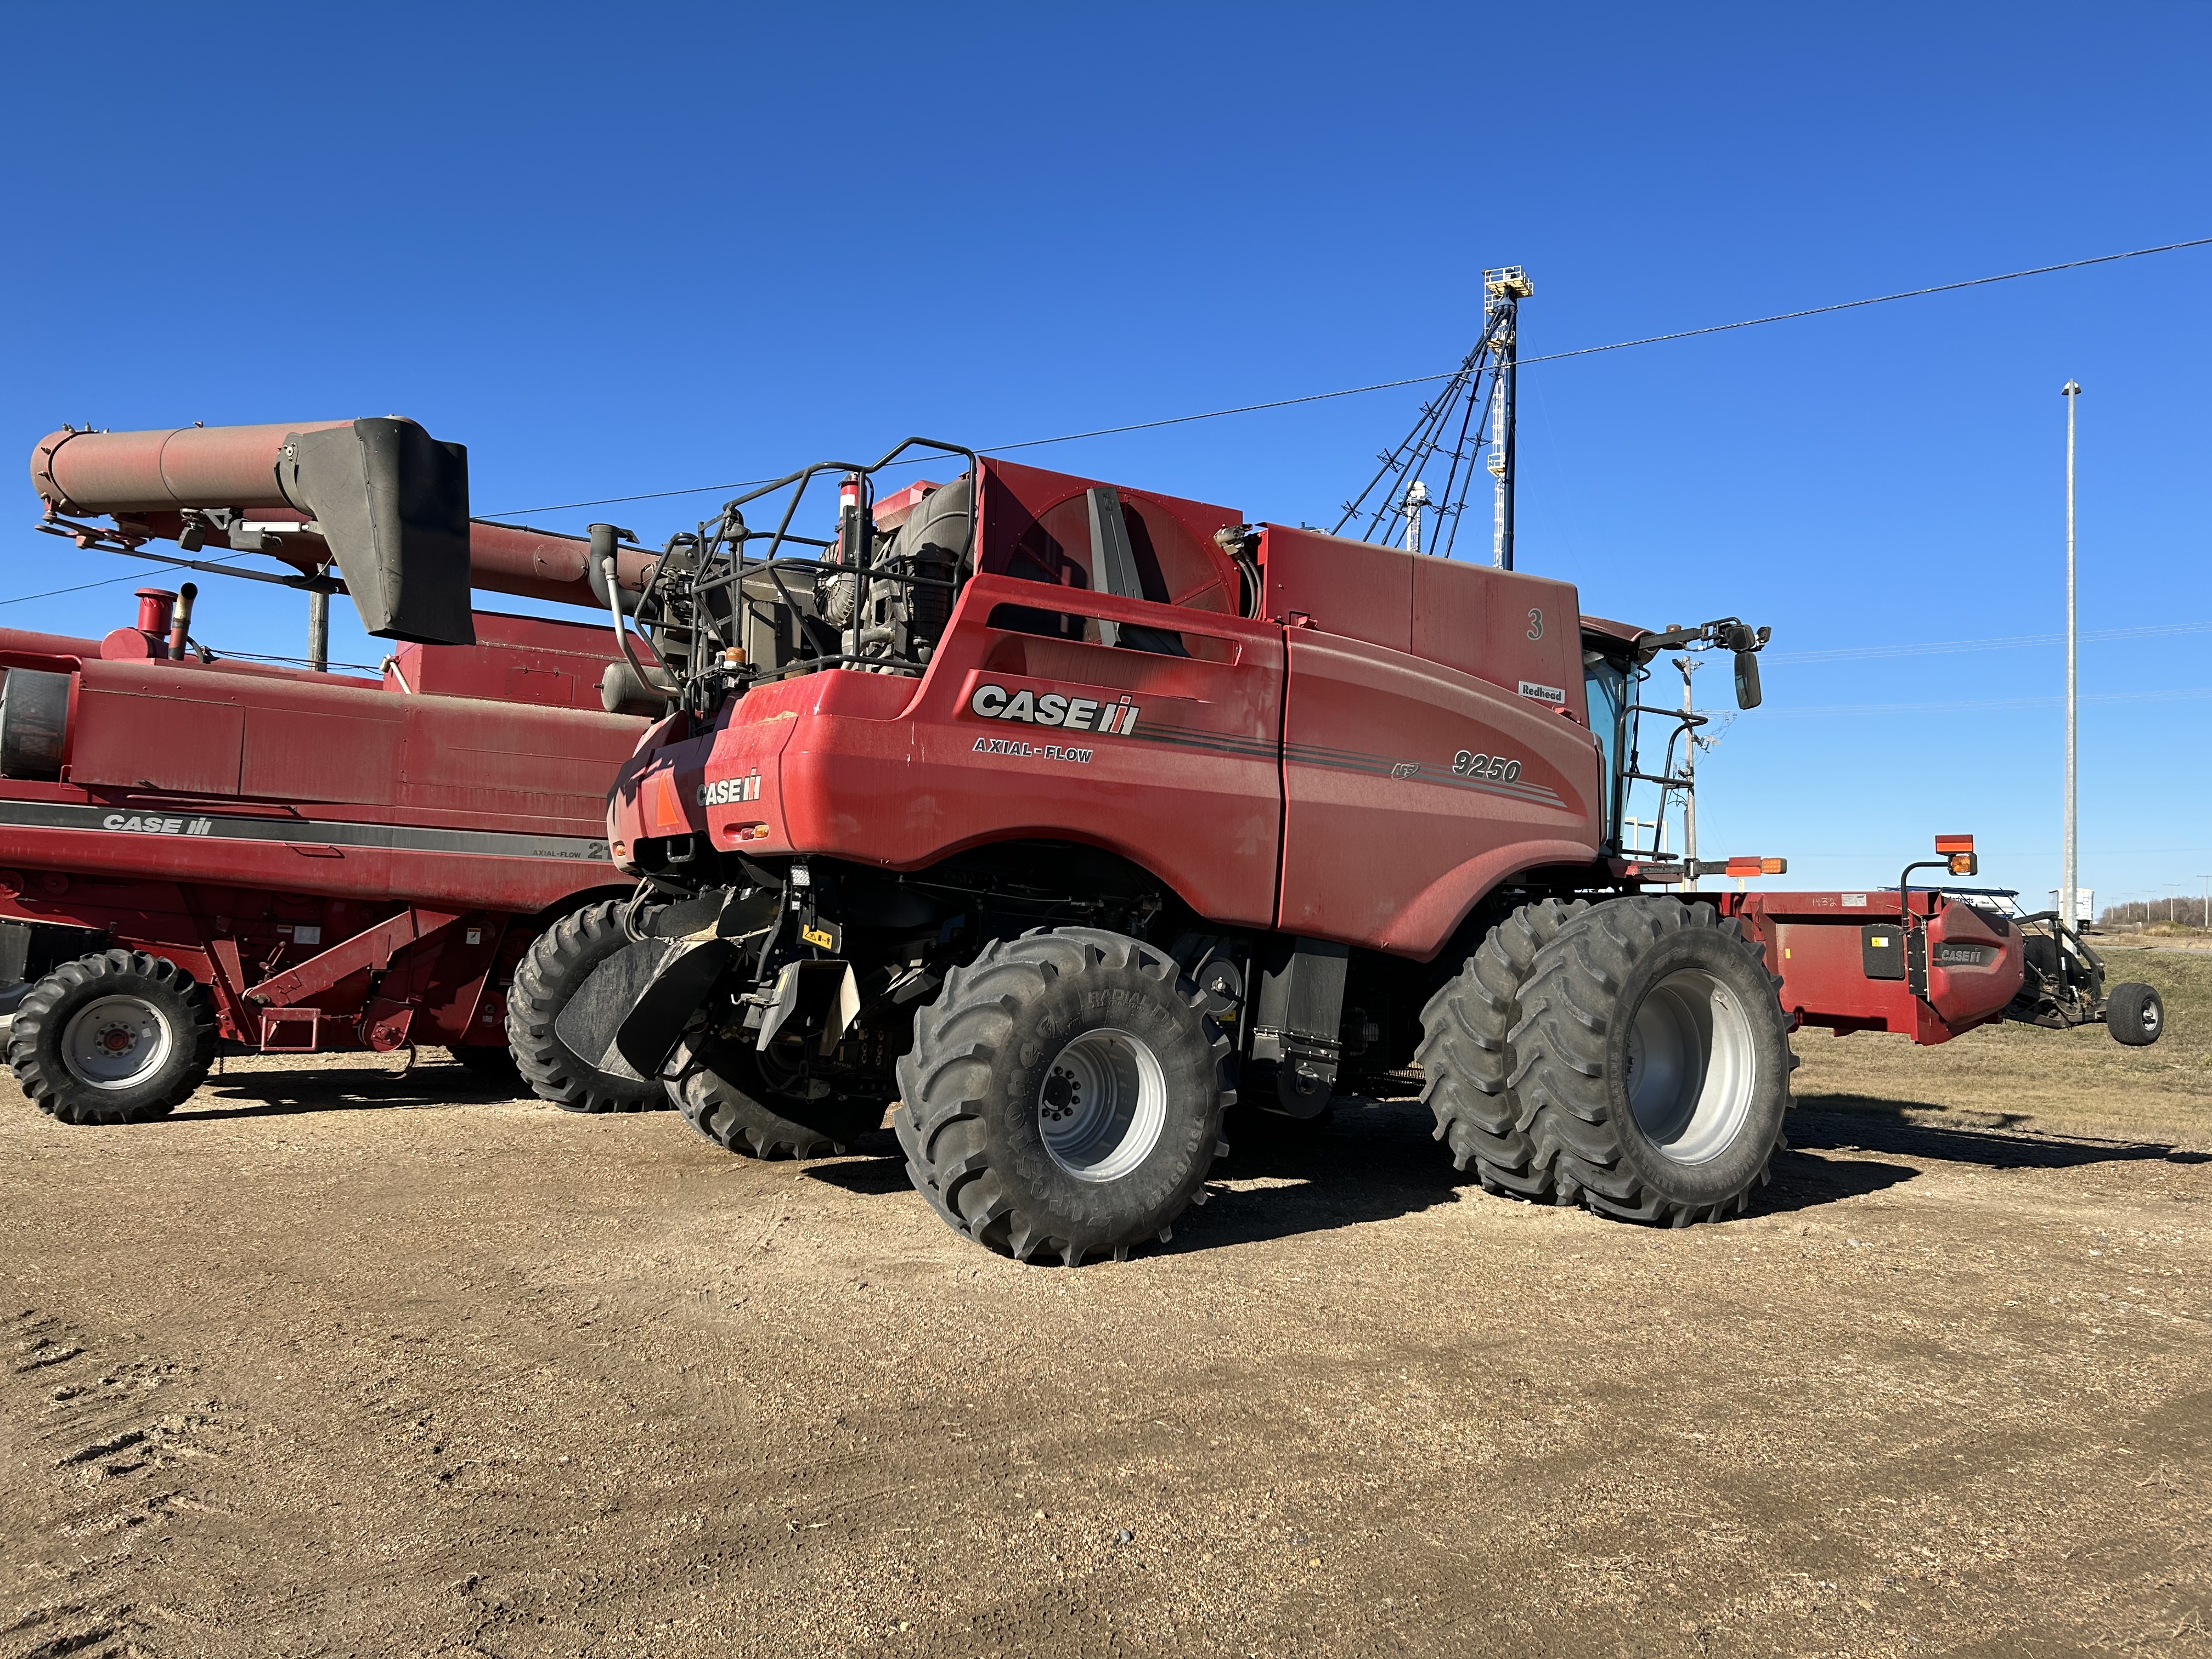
1793;1094;2210;1169
172;1059;531;1121
809;1091;2212;1253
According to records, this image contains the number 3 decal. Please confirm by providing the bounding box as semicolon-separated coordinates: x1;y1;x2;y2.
1527;607;1544;641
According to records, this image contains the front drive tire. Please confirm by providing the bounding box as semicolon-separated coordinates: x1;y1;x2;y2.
893;928;1232;1266
506;900;667;1114
1508;897;1793;1225
669;1036;887;1159
1418;898;1589;1195
7;951;218;1125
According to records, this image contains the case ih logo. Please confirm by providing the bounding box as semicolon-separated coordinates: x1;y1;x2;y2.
101;813;215;837
697;773;763;808
968;684;1141;736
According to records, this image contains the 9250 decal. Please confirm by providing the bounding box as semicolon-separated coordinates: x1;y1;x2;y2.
1452;749;1522;782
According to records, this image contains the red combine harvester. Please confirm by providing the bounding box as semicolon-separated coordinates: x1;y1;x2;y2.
501;440;2159;1262
4;418;665;1123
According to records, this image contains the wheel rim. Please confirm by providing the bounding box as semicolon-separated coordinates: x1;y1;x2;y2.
60;995;176;1090
1036;1027;1169;1183
2140;999;2162;1036
1622;968;1757;1165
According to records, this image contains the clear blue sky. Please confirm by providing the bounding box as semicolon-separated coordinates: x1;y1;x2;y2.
4;3;2208;915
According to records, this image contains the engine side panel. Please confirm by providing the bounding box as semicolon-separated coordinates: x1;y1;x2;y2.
664;576;1286;928
1278;630;1602;955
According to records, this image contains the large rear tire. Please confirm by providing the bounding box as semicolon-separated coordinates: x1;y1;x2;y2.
7;951;217;1125
506;901;666;1114
668;1036;886;1158
1508;897;1792;1225
1418;898;1589;1195
893;928;1231;1265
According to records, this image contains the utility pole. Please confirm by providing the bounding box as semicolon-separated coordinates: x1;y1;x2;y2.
2062;380;2080;929
307;587;329;674
1482;267;1532;570
1401;479;1430;554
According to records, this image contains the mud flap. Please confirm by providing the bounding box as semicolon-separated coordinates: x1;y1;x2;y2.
552;937;676;1085
611;936;739;1082
757;960;861;1056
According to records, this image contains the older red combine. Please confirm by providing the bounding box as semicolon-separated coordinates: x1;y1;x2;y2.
4;419;662;1122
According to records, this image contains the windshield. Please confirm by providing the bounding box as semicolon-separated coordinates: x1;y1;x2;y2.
1583;652;1628;848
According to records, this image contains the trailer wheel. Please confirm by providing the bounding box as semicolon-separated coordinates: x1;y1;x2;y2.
7;951;217;1125
668;1037;885;1159
1418;898;1589;1195
1509;897;1792;1225
506;901;667;1114
2106;981;2163;1047
892;928;1232;1266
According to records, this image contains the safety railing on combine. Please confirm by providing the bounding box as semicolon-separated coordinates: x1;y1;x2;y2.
601;438;979;714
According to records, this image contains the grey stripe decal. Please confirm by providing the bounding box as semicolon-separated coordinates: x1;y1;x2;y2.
1127;725;1569;809
0;800;612;864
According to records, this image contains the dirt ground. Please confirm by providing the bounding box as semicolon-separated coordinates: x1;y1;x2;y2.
4;947;2210;1658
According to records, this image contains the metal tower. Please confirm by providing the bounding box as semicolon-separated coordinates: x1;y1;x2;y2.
1336;266;1531;569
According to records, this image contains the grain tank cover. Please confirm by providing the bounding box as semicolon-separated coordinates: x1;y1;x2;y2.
278;419;475;645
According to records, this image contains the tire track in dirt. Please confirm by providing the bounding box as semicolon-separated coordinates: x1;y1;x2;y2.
0;1309;237;1659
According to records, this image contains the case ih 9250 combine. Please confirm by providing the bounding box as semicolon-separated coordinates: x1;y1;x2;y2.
507;437;2154;1263
2;418;667;1122
18;419;2157;1266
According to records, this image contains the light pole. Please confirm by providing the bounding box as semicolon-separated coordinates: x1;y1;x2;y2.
2062;381;2080;929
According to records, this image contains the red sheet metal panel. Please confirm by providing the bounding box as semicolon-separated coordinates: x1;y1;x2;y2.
1259;527;1412;652
611;575;1286;929
66;688;245;794
1276;629;1599;955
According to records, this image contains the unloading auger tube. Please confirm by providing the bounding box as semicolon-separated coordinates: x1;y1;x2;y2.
27;420;665;646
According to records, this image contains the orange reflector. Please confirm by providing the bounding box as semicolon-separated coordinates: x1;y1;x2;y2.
1934;833;1975;855
1724;856;1787;878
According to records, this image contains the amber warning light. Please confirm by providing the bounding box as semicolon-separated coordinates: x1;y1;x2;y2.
1724;857;1789;878
1934;833;1979;877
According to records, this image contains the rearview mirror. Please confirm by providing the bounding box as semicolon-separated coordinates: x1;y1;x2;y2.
1733;650;1762;709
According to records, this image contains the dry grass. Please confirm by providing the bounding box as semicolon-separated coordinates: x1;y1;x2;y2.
1792;941;2212;1147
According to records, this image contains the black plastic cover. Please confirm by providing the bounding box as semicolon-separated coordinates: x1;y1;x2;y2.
0;668;71;781
280;418;475;645
1860;923;1906;981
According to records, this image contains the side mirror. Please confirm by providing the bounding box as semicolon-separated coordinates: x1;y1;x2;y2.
1733;649;1763;709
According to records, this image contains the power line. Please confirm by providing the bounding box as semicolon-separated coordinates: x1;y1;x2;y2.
1763;686;2212;718
0;549;257;607
1765;619;2212;665
481;231;2212;518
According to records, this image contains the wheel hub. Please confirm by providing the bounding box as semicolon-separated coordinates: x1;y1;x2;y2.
1624;968;1757;1166
1035;1028;1168;1183
61;995;176;1090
